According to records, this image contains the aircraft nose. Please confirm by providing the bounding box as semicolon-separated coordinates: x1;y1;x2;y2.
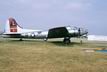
78;28;88;37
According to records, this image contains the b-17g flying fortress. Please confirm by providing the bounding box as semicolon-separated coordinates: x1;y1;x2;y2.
0;17;88;44
0;0;107;72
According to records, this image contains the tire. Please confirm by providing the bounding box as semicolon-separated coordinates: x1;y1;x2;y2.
63;37;70;44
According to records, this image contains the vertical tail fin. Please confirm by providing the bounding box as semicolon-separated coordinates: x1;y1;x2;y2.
5;17;22;33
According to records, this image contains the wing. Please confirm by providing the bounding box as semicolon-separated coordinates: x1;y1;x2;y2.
48;27;69;38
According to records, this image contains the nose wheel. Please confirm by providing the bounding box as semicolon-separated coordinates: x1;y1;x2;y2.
63;37;71;44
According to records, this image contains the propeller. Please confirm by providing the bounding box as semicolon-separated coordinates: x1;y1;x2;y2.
78;28;88;38
78;28;81;38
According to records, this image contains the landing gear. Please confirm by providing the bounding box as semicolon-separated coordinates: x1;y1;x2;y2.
43;38;48;41
19;38;23;41
63;37;71;44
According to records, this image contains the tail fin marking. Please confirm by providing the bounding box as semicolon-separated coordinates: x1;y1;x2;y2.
9;18;17;32
5;17;23;33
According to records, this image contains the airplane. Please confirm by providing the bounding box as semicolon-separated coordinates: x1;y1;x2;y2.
2;17;88;44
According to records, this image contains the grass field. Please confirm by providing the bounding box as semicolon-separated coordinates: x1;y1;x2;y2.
0;38;107;72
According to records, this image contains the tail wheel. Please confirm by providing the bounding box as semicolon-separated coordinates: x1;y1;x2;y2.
43;38;48;41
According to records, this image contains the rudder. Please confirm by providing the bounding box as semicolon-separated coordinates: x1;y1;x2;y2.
5;17;22;33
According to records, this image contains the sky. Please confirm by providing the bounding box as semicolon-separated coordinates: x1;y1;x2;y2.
0;0;107;35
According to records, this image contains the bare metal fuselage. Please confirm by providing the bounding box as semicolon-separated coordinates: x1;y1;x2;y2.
3;26;87;39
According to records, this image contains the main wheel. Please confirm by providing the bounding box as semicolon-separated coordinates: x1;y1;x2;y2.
19;38;23;41
63;37;70;44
